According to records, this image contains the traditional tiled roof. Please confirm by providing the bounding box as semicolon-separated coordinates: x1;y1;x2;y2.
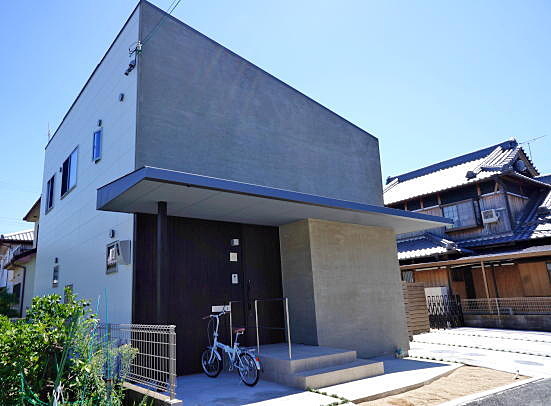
0;229;34;242
384;140;539;205
536;174;551;185
447;188;551;249
397;233;469;260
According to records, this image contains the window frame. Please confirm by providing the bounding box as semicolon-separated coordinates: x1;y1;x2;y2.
106;242;119;274
45;174;55;213
442;198;480;231
61;147;79;198
92;128;102;163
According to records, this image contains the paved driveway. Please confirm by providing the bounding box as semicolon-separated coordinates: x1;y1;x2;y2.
409;327;551;378
462;378;551;406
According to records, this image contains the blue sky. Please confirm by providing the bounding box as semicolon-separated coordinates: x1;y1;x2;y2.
0;0;549;233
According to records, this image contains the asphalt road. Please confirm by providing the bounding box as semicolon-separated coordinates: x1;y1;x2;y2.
464;378;551;406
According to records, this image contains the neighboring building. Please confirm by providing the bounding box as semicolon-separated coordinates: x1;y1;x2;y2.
0;220;38;317
35;1;447;375
385;139;551;300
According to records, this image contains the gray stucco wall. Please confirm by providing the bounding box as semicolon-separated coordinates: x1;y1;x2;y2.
136;1;383;205
280;219;410;358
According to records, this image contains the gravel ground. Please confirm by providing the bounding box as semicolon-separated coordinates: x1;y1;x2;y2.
462;378;551;406
358;366;525;406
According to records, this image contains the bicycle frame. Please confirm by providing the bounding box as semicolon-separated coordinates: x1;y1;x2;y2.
206;310;260;372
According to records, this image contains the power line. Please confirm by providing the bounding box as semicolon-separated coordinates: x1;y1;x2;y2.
129;0;184;55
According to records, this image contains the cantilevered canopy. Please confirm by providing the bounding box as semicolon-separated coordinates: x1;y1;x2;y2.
97;167;451;234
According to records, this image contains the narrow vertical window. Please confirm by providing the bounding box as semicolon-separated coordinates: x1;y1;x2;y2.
46;175;55;212
106;242;119;274
52;265;59;287
92;129;102;162
61;148;78;197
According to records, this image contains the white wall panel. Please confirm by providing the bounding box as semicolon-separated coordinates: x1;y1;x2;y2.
35;9;139;323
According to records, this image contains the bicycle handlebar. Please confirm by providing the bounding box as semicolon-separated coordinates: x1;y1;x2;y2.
202;310;228;319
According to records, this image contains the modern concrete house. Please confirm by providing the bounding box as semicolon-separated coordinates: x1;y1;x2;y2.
35;1;448;378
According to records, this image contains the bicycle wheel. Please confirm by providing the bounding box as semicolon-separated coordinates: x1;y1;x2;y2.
201;348;222;378
238;353;260;386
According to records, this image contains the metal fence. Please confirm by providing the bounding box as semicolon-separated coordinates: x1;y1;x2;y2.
426;295;464;329
97;323;176;399
462;297;551;315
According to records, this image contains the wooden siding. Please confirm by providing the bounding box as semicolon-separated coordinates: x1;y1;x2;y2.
134;214;283;375
519;261;551;297
402;282;430;336
507;193;529;222
493;265;525;298
414;268;448;287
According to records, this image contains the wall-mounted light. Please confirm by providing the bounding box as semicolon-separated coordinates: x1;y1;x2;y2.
119;93;125;102
109;229;116;238
97;119;102;127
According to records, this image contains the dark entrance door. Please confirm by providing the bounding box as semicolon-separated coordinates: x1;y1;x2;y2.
133;214;283;375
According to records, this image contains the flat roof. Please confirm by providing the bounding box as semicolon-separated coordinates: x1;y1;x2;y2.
97;167;451;234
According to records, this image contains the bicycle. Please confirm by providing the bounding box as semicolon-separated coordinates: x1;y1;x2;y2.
201;308;261;386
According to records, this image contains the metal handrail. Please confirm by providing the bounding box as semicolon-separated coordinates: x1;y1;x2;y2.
227;298;292;359
255;298;292;360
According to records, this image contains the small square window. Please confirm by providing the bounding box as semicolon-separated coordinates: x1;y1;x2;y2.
92;129;102;162
61;148;78;197
46;175;55;212
52;265;59;287
106;243;119;274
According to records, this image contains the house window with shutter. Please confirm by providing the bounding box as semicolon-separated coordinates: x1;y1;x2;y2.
442;199;479;230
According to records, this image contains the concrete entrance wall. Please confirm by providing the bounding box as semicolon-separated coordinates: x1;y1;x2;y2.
280;219;409;358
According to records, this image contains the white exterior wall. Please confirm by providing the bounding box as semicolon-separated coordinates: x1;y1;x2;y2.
35;9;139;323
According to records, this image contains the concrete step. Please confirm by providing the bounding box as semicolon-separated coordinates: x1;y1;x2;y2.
294;359;384;389
258;343;384;389
259;343;357;374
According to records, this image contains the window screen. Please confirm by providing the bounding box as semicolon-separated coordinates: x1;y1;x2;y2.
61;148;78;196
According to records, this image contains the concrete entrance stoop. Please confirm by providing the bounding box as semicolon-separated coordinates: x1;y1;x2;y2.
257;343;384;389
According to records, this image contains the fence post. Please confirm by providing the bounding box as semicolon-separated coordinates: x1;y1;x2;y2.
168;325;177;400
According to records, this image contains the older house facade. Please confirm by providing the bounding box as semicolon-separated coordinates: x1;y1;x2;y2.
385;140;551;301
35;1;447;375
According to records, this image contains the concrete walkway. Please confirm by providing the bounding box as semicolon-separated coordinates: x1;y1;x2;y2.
409;328;551;378
176;357;457;405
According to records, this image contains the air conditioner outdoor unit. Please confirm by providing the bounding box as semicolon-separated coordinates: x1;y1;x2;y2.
481;209;499;224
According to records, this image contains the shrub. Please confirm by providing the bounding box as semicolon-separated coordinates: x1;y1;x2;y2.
0;288;137;405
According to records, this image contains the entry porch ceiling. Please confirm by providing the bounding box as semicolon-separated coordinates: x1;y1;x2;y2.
97;167;451;234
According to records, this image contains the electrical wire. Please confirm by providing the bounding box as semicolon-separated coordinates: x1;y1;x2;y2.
129;0;184;55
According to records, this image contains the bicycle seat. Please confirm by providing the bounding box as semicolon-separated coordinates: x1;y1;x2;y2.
233;327;246;334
